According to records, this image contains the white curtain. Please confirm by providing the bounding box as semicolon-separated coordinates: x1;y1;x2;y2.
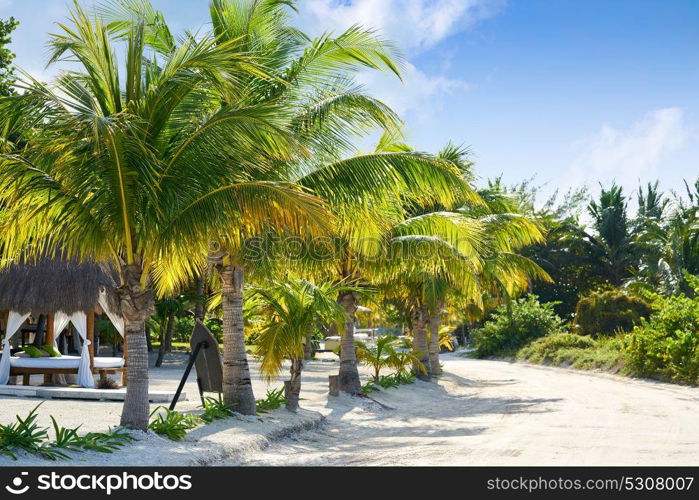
53;311;71;349
98;289;124;337
0;311;31;385
69;311;94;388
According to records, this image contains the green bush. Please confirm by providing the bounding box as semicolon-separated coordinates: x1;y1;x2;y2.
516;333;625;372
472;295;565;357
517;333;596;364
623;281;699;384
574;289;651;336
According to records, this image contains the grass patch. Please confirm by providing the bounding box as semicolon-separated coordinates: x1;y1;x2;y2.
516;333;625;373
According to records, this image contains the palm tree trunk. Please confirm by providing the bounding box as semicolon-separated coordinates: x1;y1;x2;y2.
428;310;442;376
338;290;362;395
303;333;313;360
220;263;256;415
155;314;174;368
411;306;431;380
194;271;206;322
285;357;303;411
119;264;155;431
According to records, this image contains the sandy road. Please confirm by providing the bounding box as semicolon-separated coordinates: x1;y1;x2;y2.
230;354;699;466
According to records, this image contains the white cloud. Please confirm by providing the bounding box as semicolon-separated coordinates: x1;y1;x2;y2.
294;1;502;121
356;61;468;119
565;108;689;194
296;0;504;52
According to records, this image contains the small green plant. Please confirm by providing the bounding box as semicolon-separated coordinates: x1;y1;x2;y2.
377;375;400;389
0;404;57;460
255;387;287;414
199;394;236;422
393;371;416;385
361;381;380;395
148;407;199;441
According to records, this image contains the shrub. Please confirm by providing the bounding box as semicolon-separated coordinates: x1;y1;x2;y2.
472;295;565;357
517;333;626;372
574;289;651;336
623;282;699;384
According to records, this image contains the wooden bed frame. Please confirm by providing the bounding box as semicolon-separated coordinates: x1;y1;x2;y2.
10;366;127;386
3;310;128;387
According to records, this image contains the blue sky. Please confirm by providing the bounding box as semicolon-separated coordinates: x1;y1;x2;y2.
3;0;698;208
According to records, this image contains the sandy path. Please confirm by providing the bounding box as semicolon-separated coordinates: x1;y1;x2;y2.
228;354;699;466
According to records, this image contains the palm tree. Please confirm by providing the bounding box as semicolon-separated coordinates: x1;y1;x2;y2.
354;335;423;383
103;0;428;408
251;279;352;411
0;2;327;429
587;183;636;285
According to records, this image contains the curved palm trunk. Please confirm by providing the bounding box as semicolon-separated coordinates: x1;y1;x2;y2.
338;290;362;395
119;264;155;431
410;306;431;381
154;314;174;368
220;264;256;415
285;357;303;411
428;310;442;376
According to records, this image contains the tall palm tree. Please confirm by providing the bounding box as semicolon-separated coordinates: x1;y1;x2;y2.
251;278;352;411
104;0;428;408
0;2;328;429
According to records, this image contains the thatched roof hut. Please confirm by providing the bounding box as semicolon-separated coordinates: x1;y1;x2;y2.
0;257;119;315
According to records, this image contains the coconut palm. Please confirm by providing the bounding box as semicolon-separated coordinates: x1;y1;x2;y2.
0;2;329;429
104;0;447;408
251;279;354;411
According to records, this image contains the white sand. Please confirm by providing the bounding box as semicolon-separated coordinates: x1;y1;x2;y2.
228;354;699;466
1;351;698;466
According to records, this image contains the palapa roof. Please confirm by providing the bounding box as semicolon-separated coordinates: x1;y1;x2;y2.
0;257;119;315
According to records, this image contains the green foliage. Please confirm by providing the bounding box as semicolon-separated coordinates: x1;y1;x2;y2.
574;289;651;336
624;282;699;384
361;381;380;395
199;395;236;423
517;334;624;372
148;407;199;441
0;17;18;96
0;404;135;460
0;404;54;460
473;295;565;357
255;388;286;414
361;372;416;394
517;333;596;364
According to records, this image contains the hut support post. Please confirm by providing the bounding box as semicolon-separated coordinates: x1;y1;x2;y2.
87;311;95;374
43;314;55;385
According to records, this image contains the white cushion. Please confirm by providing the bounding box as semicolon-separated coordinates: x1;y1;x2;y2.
10;356;125;369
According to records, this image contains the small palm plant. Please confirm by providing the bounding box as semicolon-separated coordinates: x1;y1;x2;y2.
252;279;358;411
356;335;425;382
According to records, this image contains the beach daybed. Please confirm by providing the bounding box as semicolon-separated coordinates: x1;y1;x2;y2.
0;257;127;389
